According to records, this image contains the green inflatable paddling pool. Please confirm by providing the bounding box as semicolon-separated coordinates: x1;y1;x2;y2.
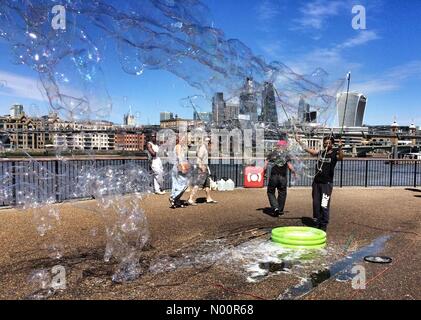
271;227;327;249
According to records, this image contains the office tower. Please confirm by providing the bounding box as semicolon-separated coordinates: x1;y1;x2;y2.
239;77;258;122
225;103;240;121
337;92;367;127
10;104;24;118
212;92;226;124
298;97;306;122
194;111;212;123
160;112;174;122
261;82;278;124
124;113;136;126
298;98;316;123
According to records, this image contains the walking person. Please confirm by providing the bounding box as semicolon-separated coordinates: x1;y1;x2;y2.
147;133;165;195
187;137;218;206
169;136;190;208
295;135;344;231
264;139;296;217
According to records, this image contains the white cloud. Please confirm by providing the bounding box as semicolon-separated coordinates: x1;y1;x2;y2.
292;0;347;30
0;70;46;102
337;30;380;49
353;60;421;95
283;30;379;76
256;0;283;23
352;80;399;95
386;60;421;81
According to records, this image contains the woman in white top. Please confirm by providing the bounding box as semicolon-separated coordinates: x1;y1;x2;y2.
169;135;190;208
147;134;165;195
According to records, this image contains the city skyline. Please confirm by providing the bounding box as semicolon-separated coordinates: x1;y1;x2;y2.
0;0;420;126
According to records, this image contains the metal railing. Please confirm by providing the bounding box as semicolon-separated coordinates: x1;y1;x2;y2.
0;158;420;207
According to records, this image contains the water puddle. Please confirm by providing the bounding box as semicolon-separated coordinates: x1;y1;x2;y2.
278;235;392;299
148;234;392;298
149;236;345;283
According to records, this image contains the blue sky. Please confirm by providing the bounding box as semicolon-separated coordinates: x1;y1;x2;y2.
0;0;420;126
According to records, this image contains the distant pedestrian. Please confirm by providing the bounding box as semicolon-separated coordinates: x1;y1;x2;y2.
188;137;218;206
147;133;165;195
169;136;190;208
295;135;344;231
264;139;296;217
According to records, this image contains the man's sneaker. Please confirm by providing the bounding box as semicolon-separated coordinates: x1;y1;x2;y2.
156;191;166;195
318;225;327;232
272;208;280;217
169;197;176;209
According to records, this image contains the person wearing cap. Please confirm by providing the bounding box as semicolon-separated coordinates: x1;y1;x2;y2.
264;139;296;217
187;137;218;206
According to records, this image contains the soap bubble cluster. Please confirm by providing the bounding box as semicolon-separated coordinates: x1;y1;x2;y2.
0;0;342;124
0;0;346;292
76;163;152;282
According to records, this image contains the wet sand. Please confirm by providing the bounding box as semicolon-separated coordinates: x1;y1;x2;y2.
0;187;419;300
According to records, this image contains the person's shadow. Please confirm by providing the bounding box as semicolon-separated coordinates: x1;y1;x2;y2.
404;188;421;198
256;208;315;226
195;197;207;204
256;207;275;216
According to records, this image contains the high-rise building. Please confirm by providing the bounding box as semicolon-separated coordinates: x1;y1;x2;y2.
124;113;136;126
239;78;258;122
10;104;24;118
225;103;240;121
337;92;367;127
305;109;317;123
298;97;306;122
194;111;212;123
261;82;278;124
212;92;226;124
124;107;136;127
298;97;314;123
160;112;174;122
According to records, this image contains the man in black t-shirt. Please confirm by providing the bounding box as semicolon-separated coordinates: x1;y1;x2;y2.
264;140;296;217
295;135;344;231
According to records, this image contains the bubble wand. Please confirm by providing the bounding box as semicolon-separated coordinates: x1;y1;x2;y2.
340;72;352;137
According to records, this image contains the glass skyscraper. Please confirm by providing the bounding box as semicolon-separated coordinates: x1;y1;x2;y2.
239;78;258;122
337;92;367;127
261;82;278;125
160;112;174;122
212;92;226;124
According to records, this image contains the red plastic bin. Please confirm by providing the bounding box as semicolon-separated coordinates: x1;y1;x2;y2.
244;166;265;188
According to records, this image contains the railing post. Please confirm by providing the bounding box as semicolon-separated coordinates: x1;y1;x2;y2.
365;160;369;188
11;161;16;206
389;161;393;187
414;161;418;188
340;159;344;188
55;159;59;202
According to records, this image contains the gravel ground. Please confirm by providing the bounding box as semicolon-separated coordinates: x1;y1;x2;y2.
0;187;419;300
